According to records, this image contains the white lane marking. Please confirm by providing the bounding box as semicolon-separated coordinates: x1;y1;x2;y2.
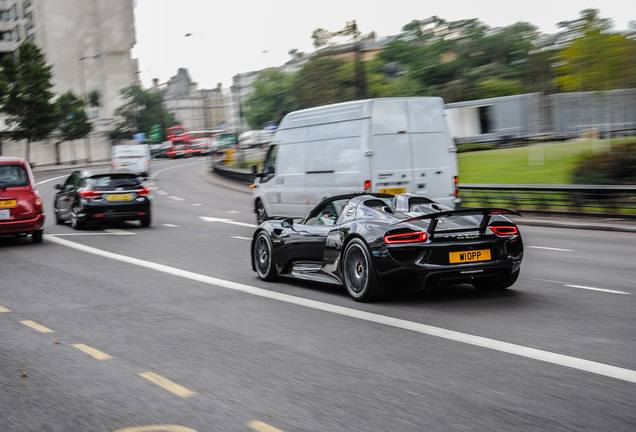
103;229;135;235
192;203;203;207
565;285;630;295
162;224;179;228
156;190;169;196
227;210;240;214
199;216;256;228
44;234;636;384
152;160;206;177
529;278;630;295
36;175;68;186
232;236;252;241
528;246;573;252
169;195;185;201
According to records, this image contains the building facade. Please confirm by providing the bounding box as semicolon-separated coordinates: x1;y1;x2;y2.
156;68;229;132
0;0;139;164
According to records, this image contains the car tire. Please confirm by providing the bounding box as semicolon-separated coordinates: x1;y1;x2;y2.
473;269;520;291
140;215;151;227
70;206;83;230
255;200;268;225
32;229;43;243
253;231;277;281
342;238;387;302
54;209;64;225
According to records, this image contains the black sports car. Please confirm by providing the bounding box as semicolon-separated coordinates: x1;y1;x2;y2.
251;193;523;302
53;169;152;229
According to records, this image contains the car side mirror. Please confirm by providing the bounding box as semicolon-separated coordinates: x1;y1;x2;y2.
281;218;293;228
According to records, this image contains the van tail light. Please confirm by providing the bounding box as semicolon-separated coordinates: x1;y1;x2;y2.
490;226;519;236
384;231;427;244
78;190;103;199
364;180;371;192
454;176;459;198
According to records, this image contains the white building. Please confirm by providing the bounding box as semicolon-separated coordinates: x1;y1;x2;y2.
0;0;139;164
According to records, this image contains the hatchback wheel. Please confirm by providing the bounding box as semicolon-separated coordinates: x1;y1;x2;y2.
70;206;83;230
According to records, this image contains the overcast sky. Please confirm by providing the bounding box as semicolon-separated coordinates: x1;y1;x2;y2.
131;0;634;90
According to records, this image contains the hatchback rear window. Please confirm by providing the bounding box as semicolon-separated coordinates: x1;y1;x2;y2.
0;164;29;187
88;174;141;189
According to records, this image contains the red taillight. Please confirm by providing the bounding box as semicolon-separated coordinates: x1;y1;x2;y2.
454;176;459;198
34;190;43;212
384;231;427;244
490;226;519;236
78;190;103;199
135;188;151;196
364;180;371;192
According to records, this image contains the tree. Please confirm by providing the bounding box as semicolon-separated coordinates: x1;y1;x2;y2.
243;69;294;129
54;92;92;164
553;10;636;91
109;84;175;141
0;41;57;162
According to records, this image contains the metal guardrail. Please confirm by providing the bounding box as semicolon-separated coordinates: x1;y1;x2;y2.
210;162;636;218
459;184;636;218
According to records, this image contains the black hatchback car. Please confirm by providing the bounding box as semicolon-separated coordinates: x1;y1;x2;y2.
53;170;152;229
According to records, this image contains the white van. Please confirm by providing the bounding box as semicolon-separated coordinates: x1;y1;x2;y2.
111;144;151;178
251;97;459;223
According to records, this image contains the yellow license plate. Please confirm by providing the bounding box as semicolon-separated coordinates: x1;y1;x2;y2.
449;249;491;264
379;187;406;194
0;199;17;208
107;194;132;201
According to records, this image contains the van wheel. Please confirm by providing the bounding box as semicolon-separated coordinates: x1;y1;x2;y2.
255;200;268;224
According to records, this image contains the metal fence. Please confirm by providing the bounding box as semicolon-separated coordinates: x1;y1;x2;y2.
459;184;636;218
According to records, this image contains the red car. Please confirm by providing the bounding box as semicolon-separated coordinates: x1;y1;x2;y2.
0;157;45;243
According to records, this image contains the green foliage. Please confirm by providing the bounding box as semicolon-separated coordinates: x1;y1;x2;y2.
571;142;636;185
110;84;175;141
0;42;57;147
553;9;636;91
292;56;356;108
244;69;294;129
56;92;91;141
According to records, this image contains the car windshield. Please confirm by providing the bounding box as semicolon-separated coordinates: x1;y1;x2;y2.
88;174;141;189
0;164;29;187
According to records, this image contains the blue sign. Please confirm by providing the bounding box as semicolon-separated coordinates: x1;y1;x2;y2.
264;123;278;131
133;132;146;142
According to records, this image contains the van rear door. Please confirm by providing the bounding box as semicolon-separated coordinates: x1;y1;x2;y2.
370;98;457;207
370;99;413;195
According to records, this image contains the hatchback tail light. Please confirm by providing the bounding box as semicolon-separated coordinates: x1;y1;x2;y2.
135;187;151;196
34;190;43;212
385;231;427;244
78;190;103;199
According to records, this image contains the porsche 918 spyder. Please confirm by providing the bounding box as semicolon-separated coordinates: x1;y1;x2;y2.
251;193;523;302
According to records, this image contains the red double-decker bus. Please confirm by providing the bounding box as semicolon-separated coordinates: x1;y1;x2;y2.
166;125;192;158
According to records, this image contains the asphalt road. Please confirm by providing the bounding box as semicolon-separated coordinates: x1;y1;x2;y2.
1;157;635;432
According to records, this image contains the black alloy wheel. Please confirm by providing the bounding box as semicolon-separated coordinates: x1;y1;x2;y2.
342;238;385;302
253;231;277;281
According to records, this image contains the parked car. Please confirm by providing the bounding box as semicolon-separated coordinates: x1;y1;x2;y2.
251;193;523;302
0;157;45;243
53;169;152;229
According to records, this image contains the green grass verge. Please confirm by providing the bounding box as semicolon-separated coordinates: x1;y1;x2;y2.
458;138;632;184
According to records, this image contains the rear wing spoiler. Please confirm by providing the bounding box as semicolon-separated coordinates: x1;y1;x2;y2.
395;208;521;236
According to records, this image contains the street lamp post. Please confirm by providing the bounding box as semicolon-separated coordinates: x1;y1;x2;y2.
78;54;99;163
